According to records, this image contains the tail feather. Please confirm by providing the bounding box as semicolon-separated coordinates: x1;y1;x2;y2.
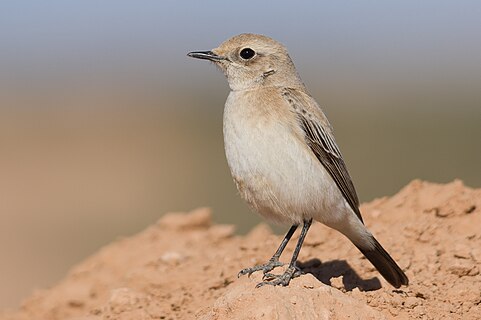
355;236;409;288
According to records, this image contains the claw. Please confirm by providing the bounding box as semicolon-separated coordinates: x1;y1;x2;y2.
237;269;253;278
238;258;284;279
262;272;276;280
255;265;302;288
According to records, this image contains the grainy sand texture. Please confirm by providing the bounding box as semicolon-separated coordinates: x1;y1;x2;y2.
1;180;480;320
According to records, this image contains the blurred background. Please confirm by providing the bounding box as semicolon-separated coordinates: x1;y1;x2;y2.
1;0;480;309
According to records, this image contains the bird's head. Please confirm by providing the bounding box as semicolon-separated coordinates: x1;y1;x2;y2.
188;33;304;91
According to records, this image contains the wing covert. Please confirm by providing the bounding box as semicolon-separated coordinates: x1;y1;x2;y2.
282;88;363;223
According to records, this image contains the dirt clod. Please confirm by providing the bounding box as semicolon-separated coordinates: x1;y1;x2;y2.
1;180;480;319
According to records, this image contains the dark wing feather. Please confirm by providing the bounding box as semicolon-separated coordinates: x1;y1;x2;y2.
283;89;364;223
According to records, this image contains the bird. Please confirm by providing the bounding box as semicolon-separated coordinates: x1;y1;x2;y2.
187;33;409;288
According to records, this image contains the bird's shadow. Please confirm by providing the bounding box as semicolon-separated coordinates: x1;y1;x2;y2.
297;258;382;291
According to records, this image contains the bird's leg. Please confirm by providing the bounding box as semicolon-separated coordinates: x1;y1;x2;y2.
257;218;312;287
238;224;298;277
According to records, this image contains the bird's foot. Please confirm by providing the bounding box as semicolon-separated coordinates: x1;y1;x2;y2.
255;265;302;288
238;257;284;278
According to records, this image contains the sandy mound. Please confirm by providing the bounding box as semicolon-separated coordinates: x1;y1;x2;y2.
1;180;480;320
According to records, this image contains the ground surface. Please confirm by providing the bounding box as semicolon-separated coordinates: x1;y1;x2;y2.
1;180;480;319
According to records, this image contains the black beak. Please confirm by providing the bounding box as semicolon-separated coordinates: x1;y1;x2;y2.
187;50;224;61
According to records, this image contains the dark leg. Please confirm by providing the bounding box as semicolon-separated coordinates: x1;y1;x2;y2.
238;224;298;277
257;218;313;287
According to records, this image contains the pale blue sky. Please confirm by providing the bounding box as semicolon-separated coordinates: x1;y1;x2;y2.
1;1;480;68
1;1;480;110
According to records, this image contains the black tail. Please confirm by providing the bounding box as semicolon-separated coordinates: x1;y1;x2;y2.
355;236;409;288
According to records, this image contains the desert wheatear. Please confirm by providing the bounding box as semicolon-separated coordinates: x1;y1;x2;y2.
188;33;408;288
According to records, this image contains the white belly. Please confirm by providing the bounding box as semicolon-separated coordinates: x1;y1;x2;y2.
223;91;349;225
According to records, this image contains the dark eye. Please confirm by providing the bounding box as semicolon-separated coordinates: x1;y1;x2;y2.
240;48;255;60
